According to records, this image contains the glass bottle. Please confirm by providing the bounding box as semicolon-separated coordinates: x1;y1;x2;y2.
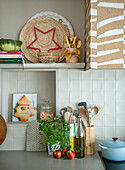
74;116;85;158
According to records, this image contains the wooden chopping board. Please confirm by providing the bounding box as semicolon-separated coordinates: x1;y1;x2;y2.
0;115;7;145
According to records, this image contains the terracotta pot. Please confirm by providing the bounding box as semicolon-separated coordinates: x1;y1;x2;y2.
66;48;79;63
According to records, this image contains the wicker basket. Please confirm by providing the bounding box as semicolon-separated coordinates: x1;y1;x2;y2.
38;52;59;63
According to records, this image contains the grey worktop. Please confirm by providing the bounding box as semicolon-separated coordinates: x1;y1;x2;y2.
0;151;104;170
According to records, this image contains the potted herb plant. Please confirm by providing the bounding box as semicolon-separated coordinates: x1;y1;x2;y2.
37;117;69;155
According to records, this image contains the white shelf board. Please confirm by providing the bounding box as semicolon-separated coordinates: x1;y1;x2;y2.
0;63;85;69
7;122;29;127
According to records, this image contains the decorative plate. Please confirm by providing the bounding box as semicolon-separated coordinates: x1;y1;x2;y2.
19;16;70;63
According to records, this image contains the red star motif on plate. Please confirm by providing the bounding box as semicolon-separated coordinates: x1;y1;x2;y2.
27;27;62;53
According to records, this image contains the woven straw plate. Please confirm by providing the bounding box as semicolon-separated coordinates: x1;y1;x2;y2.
27;11;74;36
19;16;69;63
0;115;7;145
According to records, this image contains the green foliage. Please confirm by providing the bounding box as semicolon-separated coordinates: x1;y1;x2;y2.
37;117;70;152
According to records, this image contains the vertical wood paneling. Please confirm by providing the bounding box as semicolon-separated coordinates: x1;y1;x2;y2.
1;70;9;121
1;69;125;151
56;69;69;115
6;71;56;121
69;69;82;109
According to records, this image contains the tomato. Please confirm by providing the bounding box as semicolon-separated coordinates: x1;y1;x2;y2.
61;149;68;157
66;150;75;159
53;150;61;159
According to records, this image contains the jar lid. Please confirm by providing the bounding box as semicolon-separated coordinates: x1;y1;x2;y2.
40;100;53;110
100;137;125;148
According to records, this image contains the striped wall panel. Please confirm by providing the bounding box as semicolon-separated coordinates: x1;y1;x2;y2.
85;0;125;69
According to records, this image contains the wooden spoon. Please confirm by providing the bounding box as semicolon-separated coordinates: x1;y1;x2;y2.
89;105;101;126
77;40;81;48
63;111;71;122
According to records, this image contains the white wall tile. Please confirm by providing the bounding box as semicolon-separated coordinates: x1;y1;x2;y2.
14;138;25;150
104;116;115;127
1;138;14;150
104;127;115;139
14;127;26;138
105;92;115;115
93;81;102;92
116;80;125;91
116;91;125;103
104;70;115;80
105;81;115;92
116;70;125;80
82;70;92;80
92;70;103;80
116;115;125;127
81;80;92;106
70;69;82;80
116;127;125;138
95;127;104;139
116;101;125;115
6;126;14;139
94;114;104;127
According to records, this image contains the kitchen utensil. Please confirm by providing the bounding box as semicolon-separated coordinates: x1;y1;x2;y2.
60;107;67;116
63;111;71;122
78;102;87;108
67;106;73;116
77;40;81;48
89;105;101;126
27;11;74;36
0;114;7;145
78;106;89;127
78;102;89;126
99;137;125;161
65;36;70;48
19;16;69;63
70;115;76;123
72;36;77;48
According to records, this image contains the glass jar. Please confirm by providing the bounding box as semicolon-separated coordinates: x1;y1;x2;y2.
40;100;54;121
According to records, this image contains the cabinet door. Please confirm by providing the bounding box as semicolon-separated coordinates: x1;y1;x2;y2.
85;0;125;69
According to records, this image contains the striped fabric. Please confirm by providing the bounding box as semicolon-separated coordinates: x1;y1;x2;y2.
85;0;125;69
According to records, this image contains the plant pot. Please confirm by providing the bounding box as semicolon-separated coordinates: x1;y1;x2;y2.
99;137;125;161
66;48;79;63
48;143;61;155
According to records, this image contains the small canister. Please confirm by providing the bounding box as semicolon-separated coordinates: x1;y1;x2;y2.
40;100;54;121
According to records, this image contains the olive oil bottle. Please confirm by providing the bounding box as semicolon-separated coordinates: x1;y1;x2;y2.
74;116;85;158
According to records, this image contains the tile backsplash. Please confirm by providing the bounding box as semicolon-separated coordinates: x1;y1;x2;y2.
56;69;125;150
1;69;125;151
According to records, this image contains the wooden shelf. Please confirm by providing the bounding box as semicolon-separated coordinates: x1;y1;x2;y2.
0;63;85;69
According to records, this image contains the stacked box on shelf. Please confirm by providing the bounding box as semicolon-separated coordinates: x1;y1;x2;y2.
0;51;24;63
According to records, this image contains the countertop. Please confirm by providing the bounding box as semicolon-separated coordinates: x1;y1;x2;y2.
0;151;104;170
